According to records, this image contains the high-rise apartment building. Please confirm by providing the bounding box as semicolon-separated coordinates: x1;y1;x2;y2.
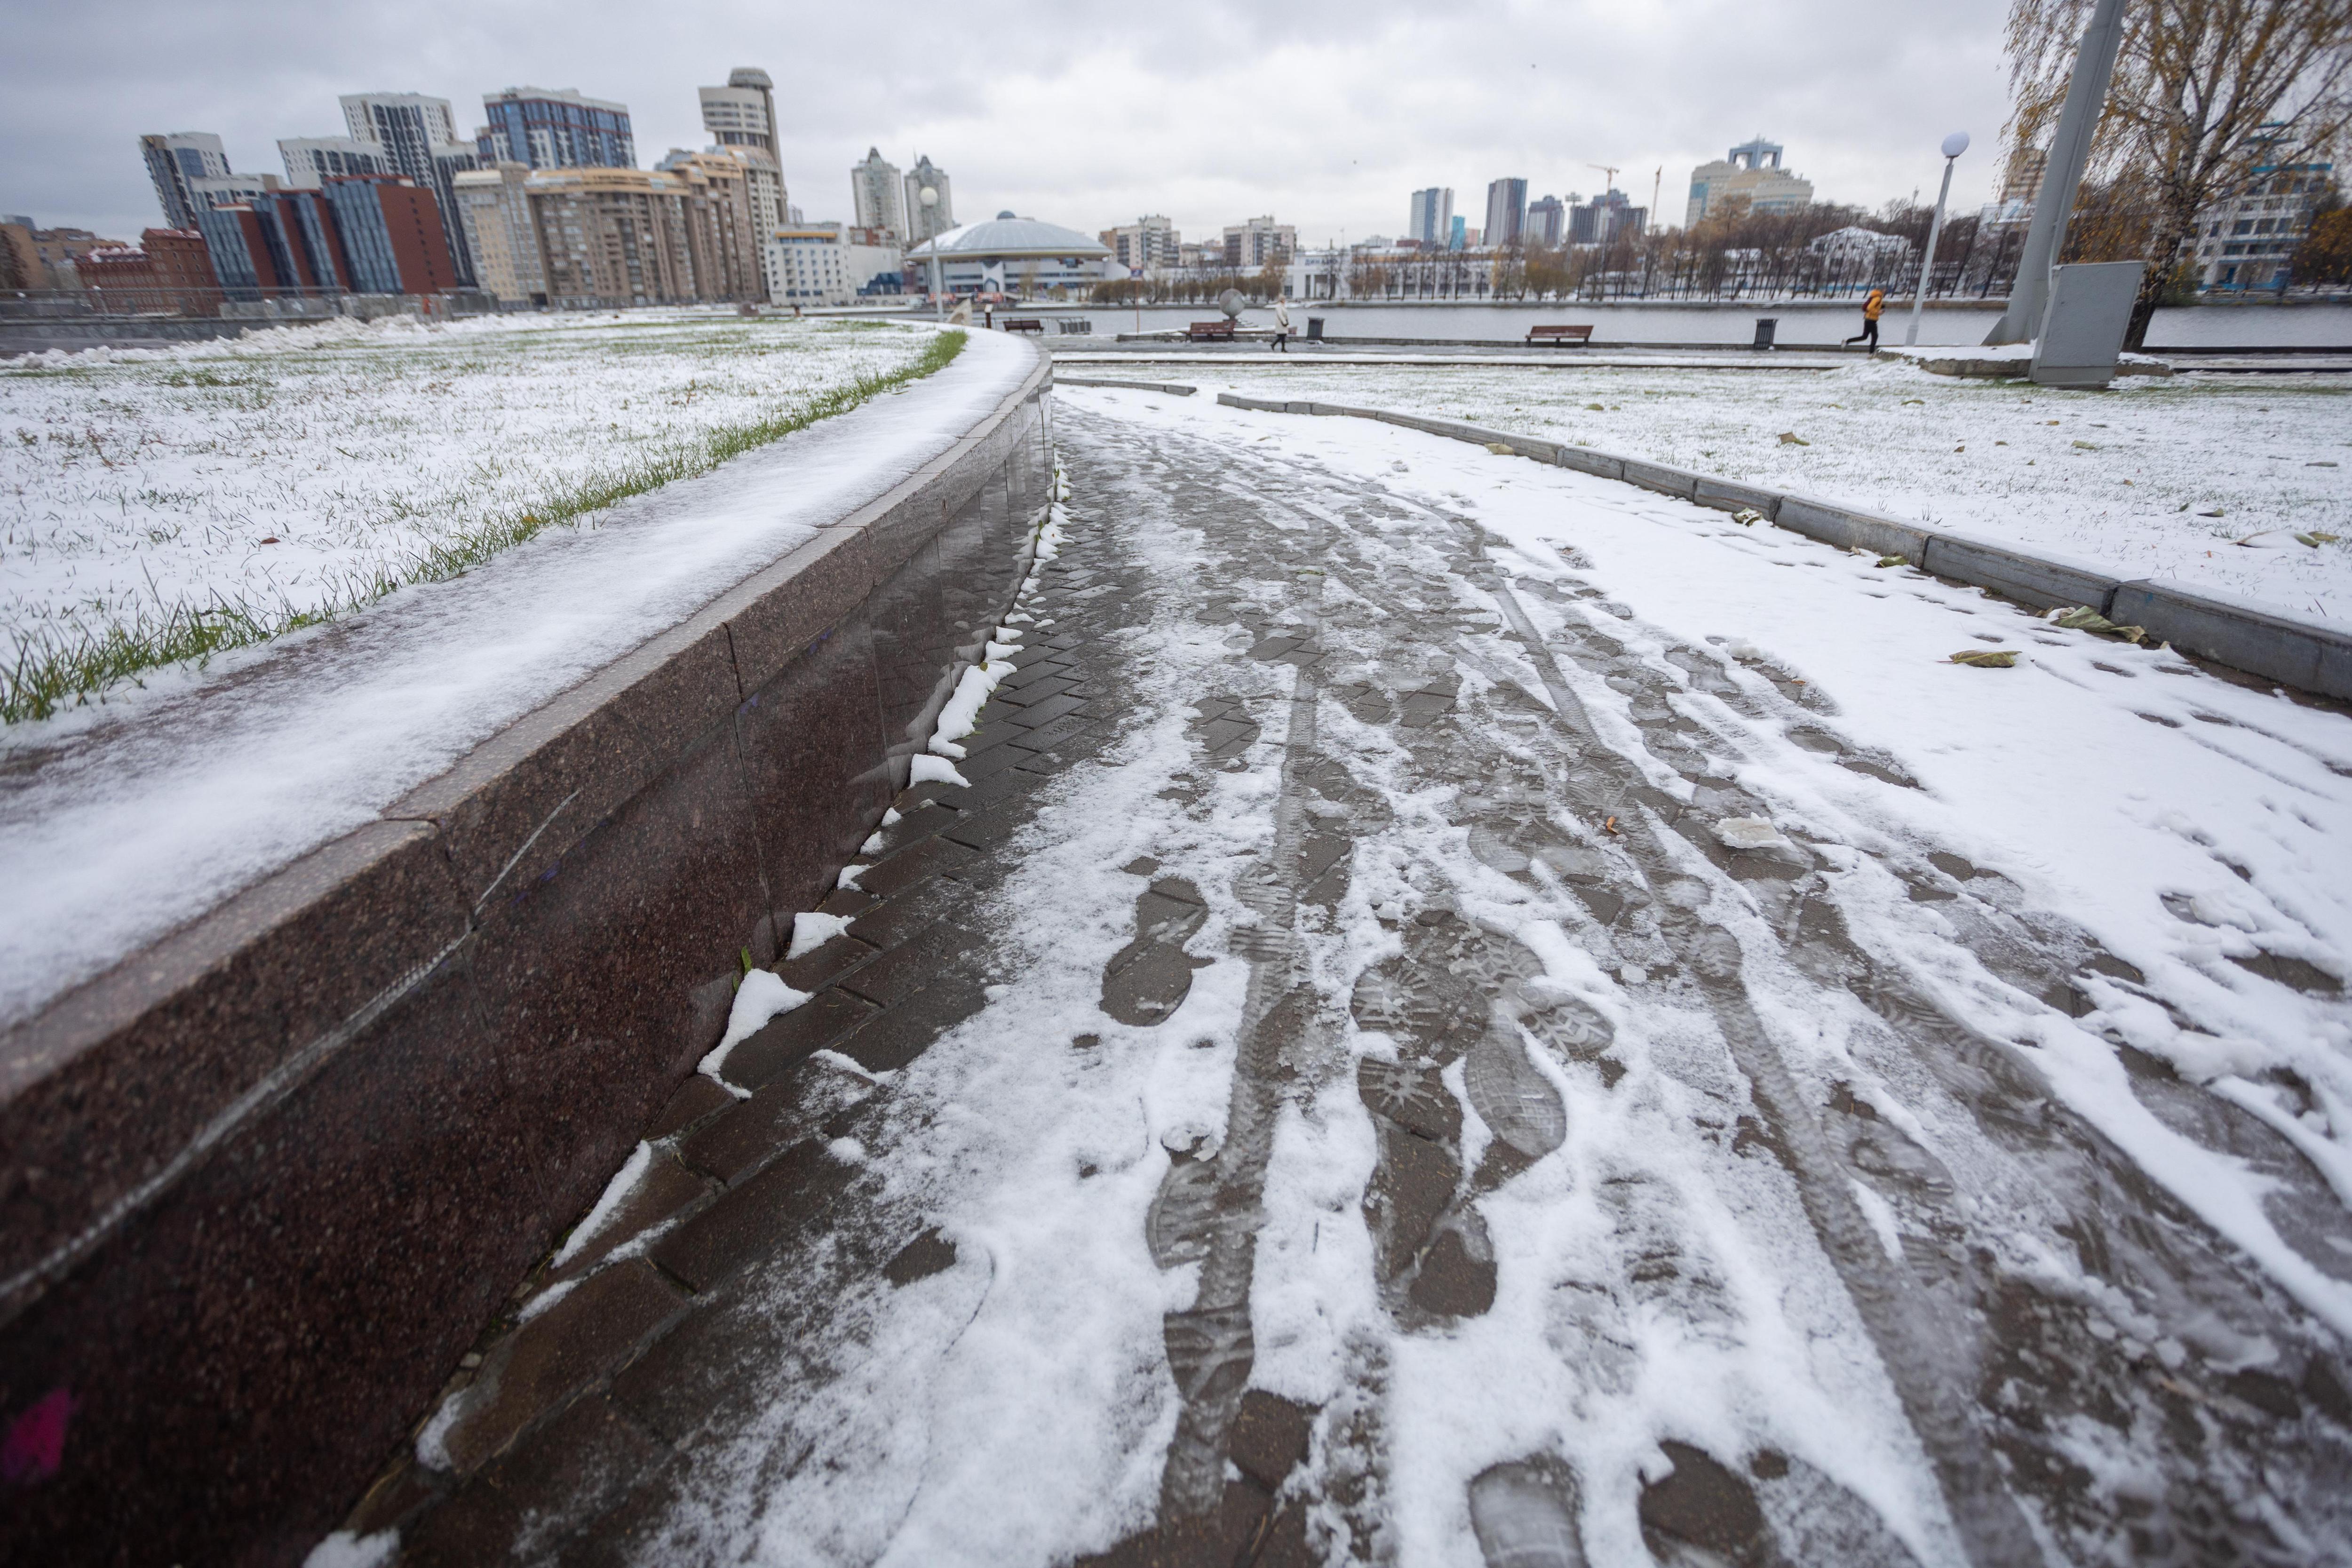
2193;155;2334;291
522;167;747;306
322;176;459;294
1100;215;1179;272
1407;186;1454;247
699;67;787;235
1526;194;1566;247
341;94;461;179
1484;178;1528;248
1570;190;1647;245
852;148;906;241
139;133;230;230
278;136;385;188
904;155;954;244
1979;147;2049;230
699;69;775;155
1685;137;1812;226
655;149;767;302
1222;215;1295;270
340;92;481;281
450;163;546;303
478;87;635;169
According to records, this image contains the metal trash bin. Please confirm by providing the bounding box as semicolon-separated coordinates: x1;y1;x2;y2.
1753;318;1777;350
1306;317;1325;341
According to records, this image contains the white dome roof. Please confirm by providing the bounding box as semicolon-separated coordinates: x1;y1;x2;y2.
906;217;1111;260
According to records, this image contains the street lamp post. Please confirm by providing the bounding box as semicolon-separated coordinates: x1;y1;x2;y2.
1907;131;1970;348
918;183;942;320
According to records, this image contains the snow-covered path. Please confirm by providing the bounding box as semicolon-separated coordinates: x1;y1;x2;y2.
354;388;2352;1568
0;328;1034;1029
1194;358;2352;616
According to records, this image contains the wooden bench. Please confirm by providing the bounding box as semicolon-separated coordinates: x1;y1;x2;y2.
1001;318;1044;334
1526;324;1594;347
1188;320;1236;341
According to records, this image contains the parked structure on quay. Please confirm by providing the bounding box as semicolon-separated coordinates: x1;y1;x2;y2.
905;214;1113;298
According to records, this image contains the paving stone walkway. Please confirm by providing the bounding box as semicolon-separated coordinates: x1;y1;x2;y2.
336;397;2352;1568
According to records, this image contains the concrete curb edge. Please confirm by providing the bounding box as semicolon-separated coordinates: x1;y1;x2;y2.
1212;390;2351;700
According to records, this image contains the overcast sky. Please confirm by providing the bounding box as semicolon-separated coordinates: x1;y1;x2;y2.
5;0;2018;245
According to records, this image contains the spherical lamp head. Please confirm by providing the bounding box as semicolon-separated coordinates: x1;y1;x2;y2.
1941;131;1971;160
919;186;938;208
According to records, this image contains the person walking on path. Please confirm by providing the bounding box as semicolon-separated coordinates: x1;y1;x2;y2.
1271;297;1291;353
1844;287;1885;350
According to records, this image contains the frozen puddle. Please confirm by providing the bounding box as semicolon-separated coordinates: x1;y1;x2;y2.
350;386;2352;1568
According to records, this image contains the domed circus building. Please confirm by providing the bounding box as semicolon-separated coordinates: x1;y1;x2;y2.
903;213;1116;298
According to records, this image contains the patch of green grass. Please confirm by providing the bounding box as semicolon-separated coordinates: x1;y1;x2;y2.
3;329;967;724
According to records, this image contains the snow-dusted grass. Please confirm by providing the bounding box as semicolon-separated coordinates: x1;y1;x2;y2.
0;310;964;721
1206;358;2352;618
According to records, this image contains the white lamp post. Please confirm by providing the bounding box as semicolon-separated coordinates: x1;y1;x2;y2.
1907;131;1970;347
919;184;942;320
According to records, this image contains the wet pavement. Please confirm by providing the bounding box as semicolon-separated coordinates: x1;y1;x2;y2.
340;395;2352;1568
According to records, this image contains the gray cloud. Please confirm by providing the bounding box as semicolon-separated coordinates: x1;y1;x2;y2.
4;0;2016;245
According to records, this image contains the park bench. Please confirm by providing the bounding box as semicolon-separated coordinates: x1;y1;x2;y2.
1526;324;1594;347
1188;320;1236;341
1002;318;1044;334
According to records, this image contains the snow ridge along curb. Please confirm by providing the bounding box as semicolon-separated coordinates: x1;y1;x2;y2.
1212;391;2352;701
0;341;1056;1565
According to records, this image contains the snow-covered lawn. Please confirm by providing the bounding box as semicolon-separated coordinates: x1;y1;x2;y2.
0;310;959;719
1200;358;2352;619
0;326;1038;1028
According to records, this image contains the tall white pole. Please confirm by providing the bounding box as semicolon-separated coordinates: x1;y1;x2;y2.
1907;135;1967;347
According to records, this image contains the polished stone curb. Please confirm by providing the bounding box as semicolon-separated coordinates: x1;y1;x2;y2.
0;339;1054;1565
1211;391;2352;701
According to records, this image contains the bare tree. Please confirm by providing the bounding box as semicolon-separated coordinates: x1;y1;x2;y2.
2005;0;2352;346
2294;182;2352;276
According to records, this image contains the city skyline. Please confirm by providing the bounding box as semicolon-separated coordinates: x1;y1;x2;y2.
4;0;2017;247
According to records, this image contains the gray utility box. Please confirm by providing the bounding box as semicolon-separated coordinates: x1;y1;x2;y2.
2032;261;2145;388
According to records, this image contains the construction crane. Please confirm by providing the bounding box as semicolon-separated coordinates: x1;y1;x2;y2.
1587;162;1620;192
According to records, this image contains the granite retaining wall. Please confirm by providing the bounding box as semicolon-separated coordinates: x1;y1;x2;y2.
0;345;1054;1563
